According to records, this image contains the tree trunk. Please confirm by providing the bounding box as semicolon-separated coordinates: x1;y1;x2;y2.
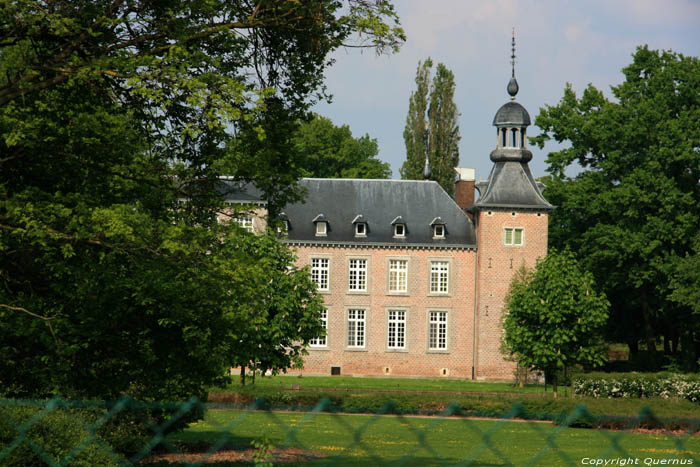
552;371;558;399
641;297;656;354
627;339;638;356
240;366;246;386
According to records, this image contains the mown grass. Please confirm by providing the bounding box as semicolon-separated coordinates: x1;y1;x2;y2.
210;376;700;423
168;409;700;466
215;374;545;394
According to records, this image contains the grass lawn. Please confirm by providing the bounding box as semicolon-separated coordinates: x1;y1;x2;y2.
169;409;700;466
216;375;546;395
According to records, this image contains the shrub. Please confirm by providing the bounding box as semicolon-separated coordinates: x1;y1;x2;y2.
573;372;700;402
0;406;125;466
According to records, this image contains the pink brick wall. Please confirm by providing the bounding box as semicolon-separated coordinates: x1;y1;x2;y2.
292;246;477;378
474;209;549;380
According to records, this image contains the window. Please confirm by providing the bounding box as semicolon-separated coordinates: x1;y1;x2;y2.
504;228;523;246
316;221;327;236
430;261;449;294
235;216;254;232
348;259;367;292
347;309;365;348
429;311;447;350
355;223;366;236
394;224;405;237
388;259;408;293
309;309;328;347
387;310;406;350
311;258;329;291
433;224;445;238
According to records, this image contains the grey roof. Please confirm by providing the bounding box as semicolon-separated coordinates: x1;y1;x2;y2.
218;180;265;204
284;179;475;247
492;101;531;126
473;161;554;211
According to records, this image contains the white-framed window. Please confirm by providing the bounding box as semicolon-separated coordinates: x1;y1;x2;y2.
429;261;449;294
428;311;447;350
394;224;405;237
387;310;406;350
235;216;254;232
347;309;365;348
348;258;367;292
309;308;328;347
355;223;367;236
504;228;523;246
316;221;327;236
433;224;445;238
311;258;330;291
388;259;408;293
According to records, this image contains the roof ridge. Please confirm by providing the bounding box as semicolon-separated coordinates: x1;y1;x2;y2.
302;178;439;184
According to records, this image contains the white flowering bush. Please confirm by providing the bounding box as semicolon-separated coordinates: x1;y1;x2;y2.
573;372;700;403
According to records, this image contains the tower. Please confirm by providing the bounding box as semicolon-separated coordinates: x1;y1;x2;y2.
472;33;553;379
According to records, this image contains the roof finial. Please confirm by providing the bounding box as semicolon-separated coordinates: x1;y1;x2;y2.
423;154;431;180
507;28;519;100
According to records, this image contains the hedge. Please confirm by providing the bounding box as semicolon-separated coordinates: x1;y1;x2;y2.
573;372;700;402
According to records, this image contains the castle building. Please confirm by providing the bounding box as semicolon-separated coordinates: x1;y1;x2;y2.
226;69;553;380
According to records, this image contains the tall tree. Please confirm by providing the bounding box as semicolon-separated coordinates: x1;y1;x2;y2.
502;250;609;397
0;0;404;401
532;47;700;368
401;59;432;181
293;114;391;179
401;59;461;196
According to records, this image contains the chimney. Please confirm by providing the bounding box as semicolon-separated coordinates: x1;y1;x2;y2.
454;168;475;218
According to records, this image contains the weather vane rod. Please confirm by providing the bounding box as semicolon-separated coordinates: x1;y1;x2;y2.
511;28;516;78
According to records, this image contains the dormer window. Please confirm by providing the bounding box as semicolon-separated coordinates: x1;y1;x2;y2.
313;214;328;237
352;214;367;237
430;217;446;239
391;216;406;238
278;212;289;234
434;224;445;238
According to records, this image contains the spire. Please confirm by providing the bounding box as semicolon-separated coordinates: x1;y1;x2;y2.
507;28;519;100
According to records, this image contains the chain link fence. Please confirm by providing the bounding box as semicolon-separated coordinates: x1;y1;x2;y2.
1;396;699;466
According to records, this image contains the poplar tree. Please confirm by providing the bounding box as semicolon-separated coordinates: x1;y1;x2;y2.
401;59;461;196
401;59;432;181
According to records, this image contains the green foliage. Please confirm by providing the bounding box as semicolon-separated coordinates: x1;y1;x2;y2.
0;406;125;466
502;250;610;390
532;46;700;366
224;231;325;377
251;434;274;466
401;59;460;195
292;114;391;179
0;0;403;403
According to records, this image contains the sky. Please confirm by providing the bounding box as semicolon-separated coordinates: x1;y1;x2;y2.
312;0;700;182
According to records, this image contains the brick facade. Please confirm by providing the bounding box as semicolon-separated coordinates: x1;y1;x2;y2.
287;207;548;381
293;245;477;378
474;209;549;379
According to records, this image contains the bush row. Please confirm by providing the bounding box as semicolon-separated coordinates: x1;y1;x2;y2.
573;372;700;402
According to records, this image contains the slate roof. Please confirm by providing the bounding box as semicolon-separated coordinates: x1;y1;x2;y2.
492;101;531;126
218;179;265;204
284;179;476;248
473;161;553;211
